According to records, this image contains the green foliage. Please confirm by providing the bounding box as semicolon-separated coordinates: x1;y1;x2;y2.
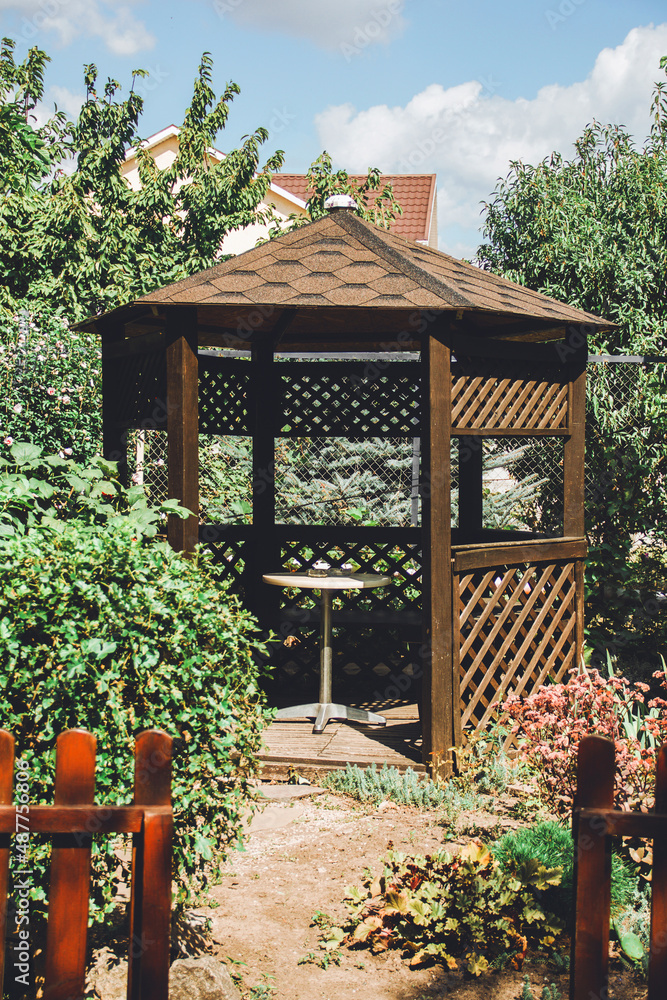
477;55;667;656
321;763;451;809
0;441;186;538
0;450;271;918
0;42;284;320
268;150;402;236
0;309;101;462
614;883;651;975
515;977;563;1000
329;842;563;973
493;821;638;919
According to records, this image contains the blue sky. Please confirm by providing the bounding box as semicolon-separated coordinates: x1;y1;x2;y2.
2;0;667;255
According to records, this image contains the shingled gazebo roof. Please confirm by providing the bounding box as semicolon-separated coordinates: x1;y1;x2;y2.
83;209;613;348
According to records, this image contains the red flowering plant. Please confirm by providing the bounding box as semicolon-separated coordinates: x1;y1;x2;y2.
501;660;667;816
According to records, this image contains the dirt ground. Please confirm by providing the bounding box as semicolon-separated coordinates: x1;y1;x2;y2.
203;783;646;1000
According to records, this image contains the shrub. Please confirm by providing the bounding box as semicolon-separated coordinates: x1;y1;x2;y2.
493;821;637;919
324;842;563;975
321;764;449;809
0;309;101;462
502;665;667;815
0;448;271;918
613;883;651;974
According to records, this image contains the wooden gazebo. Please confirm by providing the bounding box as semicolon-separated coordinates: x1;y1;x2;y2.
84;207;613;770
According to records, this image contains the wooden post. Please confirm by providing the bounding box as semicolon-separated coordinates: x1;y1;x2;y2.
571;735;615;1000
650;743;667;996
44;730;96;1000
100;317;129;486
251;336;279;624
563;336;587;537
166;307;199;554
458;436;483;540
128;730;173;1000
421;323;455;775
564;336;587;670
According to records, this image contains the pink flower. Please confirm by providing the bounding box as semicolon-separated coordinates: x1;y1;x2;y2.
46;387;55;396
63;447;72;456
3;436;13;446
61;395;70;404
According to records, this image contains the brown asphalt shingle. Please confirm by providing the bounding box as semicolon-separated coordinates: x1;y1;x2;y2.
137;210;610;331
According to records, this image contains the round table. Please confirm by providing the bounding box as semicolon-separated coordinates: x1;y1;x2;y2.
262;571;391;733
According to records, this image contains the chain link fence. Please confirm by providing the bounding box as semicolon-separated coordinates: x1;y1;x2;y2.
128;357;666;545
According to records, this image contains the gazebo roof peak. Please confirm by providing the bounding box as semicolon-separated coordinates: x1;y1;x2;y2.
135;209;611;334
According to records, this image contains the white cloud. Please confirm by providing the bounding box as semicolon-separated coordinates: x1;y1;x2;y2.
314;24;667;256
214;0;406;51
0;0;155;56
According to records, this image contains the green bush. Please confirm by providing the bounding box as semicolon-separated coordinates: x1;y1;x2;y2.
325;842;563;974
321;764;449;809
493;821;638;918
0;448;271;917
0;309;101;462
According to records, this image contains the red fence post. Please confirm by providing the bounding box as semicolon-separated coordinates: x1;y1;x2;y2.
0;731;15;992
571;734;615;1000
128;730;173;1000
44;730;96;1000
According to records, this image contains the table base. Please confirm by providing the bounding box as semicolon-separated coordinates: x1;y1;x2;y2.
275;702;386;734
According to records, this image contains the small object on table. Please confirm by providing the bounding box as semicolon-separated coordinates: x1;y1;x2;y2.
262;569;391;733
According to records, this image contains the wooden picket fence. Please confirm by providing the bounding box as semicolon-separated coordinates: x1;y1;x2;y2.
571;734;667;1000
0;728;173;1000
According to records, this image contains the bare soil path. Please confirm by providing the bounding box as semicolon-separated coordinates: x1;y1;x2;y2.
204;784;587;1000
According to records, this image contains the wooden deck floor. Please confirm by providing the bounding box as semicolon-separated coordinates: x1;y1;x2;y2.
259;700;423;781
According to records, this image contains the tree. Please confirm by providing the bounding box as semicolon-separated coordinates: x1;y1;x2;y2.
268;150;403;237
0;40;285;320
477;56;667;661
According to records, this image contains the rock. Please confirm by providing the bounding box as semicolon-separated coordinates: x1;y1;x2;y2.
169;956;242;1000
86;947;128;1000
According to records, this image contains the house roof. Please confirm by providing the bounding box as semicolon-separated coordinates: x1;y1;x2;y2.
273;173;437;245
122;124;308;212
82;209;613;348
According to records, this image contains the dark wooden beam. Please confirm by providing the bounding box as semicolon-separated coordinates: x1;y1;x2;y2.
563;339;587;670
166;308;199;554
100;316;129;486
563;339;587;536
421;322;455;775
457;436;483;540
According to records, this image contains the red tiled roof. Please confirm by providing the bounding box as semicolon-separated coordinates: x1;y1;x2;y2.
273;174;437;245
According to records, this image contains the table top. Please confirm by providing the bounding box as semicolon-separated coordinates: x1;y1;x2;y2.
262;571;391;591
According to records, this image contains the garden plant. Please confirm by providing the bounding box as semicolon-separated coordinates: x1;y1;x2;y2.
0;442;271;919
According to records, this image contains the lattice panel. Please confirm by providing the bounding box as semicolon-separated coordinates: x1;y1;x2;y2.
455;559;578;733
451;356;568;432
112;351;166;428
199;358;251;435
278;362;420;437
279;537;422;620
199;528;249;600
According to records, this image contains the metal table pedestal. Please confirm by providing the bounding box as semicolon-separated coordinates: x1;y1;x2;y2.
262;572;391;733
